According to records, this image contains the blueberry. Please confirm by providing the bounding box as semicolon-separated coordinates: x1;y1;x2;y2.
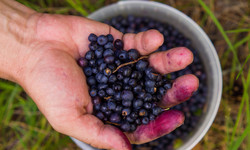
122;100;132;107
118;50;128;61
109;113;121;123
94;104;101;111
89;88;97;97
85;51;95;60
139;109;148;117
115;59;121;66
122;77;129;85
107;101;116;110
98;90;106;97
88;33;97;42
104;42;113;49
104;55;115;64
122;66;132;77
77;57;87;68
137;91;146;99
126;116;134;123
97;84;108;90
136;60;148;71
142;117;149;125
98;63;107;72
123;85;132;90
114;39;124;50
83;67;92;76
121;90;134;101
135;119;141;125
113;84;122;91
108;64;116;71
117;73;124;80
158;87;166;95
149;114;156;121
96;112;104;120
88;60;96;67
107;34;114;42
103;49;114;57
100;103;108;112
145;80;155;88
97;35;108;45
128;79;137;86
122;108;131;116
144;93;152;101
87;76;96;86
106;88;115;96
133;85;142;93
104;68;112;76
130;112;138;119
95;47;103;58
121;122;130;132
92;67;98;74
115;105;123;112
128;49;140;60
105;110;112;116
89;42;98;51
108;75;117;83
144;102;152;109
133;99;143;108
96;58;104;66
152;107;163;116
164;83;172;89
145;87;156;94
114;92;121;101
92;97;101;105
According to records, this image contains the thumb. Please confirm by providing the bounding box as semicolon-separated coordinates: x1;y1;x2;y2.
67;114;131;150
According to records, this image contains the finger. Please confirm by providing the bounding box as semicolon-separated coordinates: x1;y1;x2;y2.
122;29;164;55
149;47;194;74
65;115;131;150
126;110;184;144
159;74;199;108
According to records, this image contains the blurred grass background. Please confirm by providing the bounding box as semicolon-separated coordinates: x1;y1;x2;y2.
0;0;249;149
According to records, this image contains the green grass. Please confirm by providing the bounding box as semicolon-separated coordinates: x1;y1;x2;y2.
1;0;249;149
198;0;250;149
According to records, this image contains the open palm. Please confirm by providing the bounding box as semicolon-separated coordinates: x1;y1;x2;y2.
19;14;199;150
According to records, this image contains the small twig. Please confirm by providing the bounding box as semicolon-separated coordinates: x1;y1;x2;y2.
113;56;149;73
104;96;112;100
105;121;120;126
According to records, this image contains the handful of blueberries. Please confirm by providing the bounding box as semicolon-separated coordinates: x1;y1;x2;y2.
77;33;172;132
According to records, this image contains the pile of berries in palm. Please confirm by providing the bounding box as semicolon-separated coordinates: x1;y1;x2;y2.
78;33;172;132
104;15;207;150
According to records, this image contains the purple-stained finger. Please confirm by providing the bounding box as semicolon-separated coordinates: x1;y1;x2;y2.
149;47;193;74
160;74;199;108
126;110;184;144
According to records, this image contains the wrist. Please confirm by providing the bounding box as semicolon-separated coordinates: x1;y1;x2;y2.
0;0;39;82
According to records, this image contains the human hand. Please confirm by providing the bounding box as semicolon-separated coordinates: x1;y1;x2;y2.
0;1;198;150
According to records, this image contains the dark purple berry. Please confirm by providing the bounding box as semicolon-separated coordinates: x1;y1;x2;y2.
107;34;114;42
109;113;121;123
142;117;149;125
83;67;92;76
121;122;130;132
97;35;108;45
85;51;95;60
121;90;134;101
136;60;148;71
128;49;140;60
114;39;124;50
89;88;97;97
103;49;114;57
96;112;104;120
88;33;97;42
106;88;115;96
122;100;132;107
